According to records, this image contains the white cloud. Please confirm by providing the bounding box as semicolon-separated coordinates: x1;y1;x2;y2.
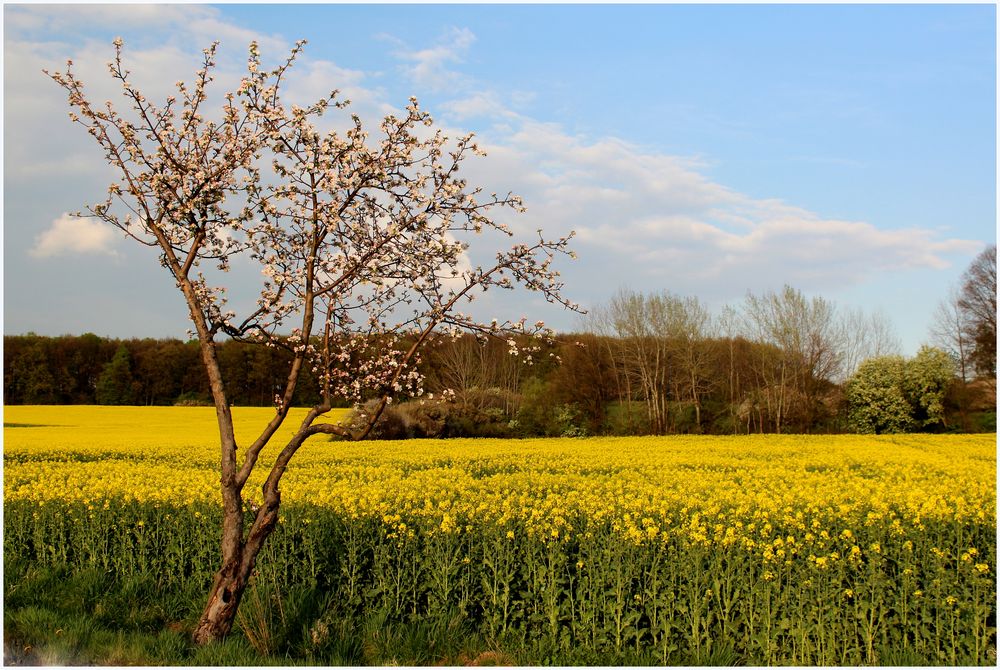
450;115;981;304
6;9;984;338
392;27;476;92
6;4;285;53
30;214;120;258
5;4;203;33
283;58;396;126
440;91;512;122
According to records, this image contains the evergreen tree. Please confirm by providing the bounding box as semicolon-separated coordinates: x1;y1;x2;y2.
95;345;136;405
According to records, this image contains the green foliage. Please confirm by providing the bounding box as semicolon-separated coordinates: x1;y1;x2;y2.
95;345;136;405
904;345;956;429
514;378;587;437
3;334;330;407
847;347;957;434
846;356;913;434
972;410;996;433
433;392;515;438
8;341;58;403
3;331;991;435
514;377;558;436
4;334;995;439
3;561;206;665
553;403;588;437
668;401;700;434
2;557;499;666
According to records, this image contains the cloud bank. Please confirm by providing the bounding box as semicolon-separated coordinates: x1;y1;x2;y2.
6;5;983;337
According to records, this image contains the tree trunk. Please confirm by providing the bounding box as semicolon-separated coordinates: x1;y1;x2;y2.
192;557;251;644
192;493;282;644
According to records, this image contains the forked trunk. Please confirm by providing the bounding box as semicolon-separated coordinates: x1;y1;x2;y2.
192;497;281;645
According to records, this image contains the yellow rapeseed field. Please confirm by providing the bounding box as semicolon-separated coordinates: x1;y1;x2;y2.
4;406;996;664
4;405;995;544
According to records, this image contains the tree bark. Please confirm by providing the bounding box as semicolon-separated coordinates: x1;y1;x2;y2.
191;556;250;644
192;496;282;644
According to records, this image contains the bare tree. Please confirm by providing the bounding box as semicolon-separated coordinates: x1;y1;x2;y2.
590;289;713;433
663;294;714;431
426;334;524;414
839;306;901;382
48;40;577;644
427;335;492;404
601;289;673;433
716;305;744;433
586;301;639;432
929;288;973;384
743;286;843;432
958;245;996;378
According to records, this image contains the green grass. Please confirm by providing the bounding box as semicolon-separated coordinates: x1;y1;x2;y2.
2;558;850;666
2;559;507;666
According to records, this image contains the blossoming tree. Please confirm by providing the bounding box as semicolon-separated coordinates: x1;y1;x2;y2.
47;40;578;644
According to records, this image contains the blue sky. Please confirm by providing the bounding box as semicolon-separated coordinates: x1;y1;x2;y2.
4;3;996;355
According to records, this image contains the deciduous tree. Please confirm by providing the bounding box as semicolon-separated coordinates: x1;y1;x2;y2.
7;338;58;404
595;289;675;434
903;345;955;430
49;39;576;644
958;245;996;378
930;287;974;384
839;307;901;381
742;286;843;432
846;346;955;434
845;355;913;434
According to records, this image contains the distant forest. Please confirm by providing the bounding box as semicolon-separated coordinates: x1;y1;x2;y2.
5;307;994;438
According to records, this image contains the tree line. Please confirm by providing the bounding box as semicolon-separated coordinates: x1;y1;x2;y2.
6;276;994;436
4;333;322;408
